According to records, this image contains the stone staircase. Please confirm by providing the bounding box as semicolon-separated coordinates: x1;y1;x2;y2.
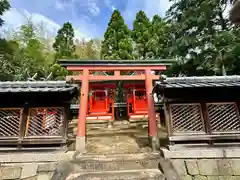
51;152;165;180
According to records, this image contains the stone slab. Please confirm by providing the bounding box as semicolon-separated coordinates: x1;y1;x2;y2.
37;172;54;180
198;159;218;176
171;159;188;176
161;148;240;159
0;152;68;163
229;159;240;175
193;175;207;180
37;174;49;180
38;162;58;172
66;169;164;180
0;166;22;180
181;175;193;180
185;160;199;175
217;159;233;176
74;152;160;161
21;163;38;179
218;176;236;180
22;176;38;180
206;177;219;180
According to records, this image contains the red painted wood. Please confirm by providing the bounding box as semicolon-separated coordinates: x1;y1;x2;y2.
66;75;160;81
77;69;89;137
145;69;157;137
87;83;116;119
124;83;148;117
67;66;166;71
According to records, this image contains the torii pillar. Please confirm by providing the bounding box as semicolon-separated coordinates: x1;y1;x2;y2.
76;69;89;152
145;69;159;150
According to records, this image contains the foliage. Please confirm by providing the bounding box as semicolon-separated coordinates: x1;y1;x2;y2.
0;20;58;81
165;0;240;76
0;39;21;80
1;0;240;81
0;0;10;26
75;38;100;60
53;22;76;59
147;15;170;59
101;10;133;60
132;10;151;59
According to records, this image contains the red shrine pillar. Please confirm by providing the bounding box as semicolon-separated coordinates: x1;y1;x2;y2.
145;69;159;150
76;68;89;152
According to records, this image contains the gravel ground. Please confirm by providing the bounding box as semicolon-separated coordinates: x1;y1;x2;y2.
85;122;167;154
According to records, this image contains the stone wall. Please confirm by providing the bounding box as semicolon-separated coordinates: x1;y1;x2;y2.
161;148;240;180
172;159;240;180
0;152;70;180
0;162;57;180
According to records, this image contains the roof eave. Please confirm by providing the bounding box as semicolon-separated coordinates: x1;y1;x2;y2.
58;59;176;67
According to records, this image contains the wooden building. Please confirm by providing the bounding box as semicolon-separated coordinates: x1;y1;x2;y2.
0;81;78;150
154;75;240;149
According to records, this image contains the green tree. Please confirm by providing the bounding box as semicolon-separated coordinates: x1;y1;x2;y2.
132;10;151;59
0;39;21;80
13;22;46;79
53;22;76;59
75;39;100;60
101;10;133;60
165;0;240;76
147;15;170;59
0;0;10;26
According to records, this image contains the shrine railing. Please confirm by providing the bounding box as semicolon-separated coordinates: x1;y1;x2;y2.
0;107;68;150
165;102;240;148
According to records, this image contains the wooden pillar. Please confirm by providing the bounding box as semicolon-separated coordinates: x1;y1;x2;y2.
76;69;89;152
145;69;159;150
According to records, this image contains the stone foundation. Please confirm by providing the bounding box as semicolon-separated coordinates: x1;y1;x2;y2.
161;148;240;180
0;152;164;180
0;163;57;180
171;159;240;180
0;152;69;180
2;148;240;180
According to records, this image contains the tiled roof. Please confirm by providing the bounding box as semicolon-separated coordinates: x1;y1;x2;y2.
58;59;175;67
0;81;79;93
155;76;240;88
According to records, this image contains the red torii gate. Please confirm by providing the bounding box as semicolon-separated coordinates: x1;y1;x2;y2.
59;59;173;152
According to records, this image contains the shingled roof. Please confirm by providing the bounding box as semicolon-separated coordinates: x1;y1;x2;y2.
155;75;240;88
0;81;79;93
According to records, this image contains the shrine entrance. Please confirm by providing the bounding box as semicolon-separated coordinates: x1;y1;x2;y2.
87;83;115;121
59;59;173;152
124;82;160;120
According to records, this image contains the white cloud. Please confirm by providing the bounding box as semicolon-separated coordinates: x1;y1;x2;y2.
111;6;116;11
1;8;89;40
122;0;172;26
88;0;100;16
103;0;115;11
55;1;65;10
55;0;100;16
144;0;172;17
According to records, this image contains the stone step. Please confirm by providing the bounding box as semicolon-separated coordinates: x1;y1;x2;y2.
66;169;165;180
71;153;161;172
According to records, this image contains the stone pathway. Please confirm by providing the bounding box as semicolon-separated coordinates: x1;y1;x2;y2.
85;121;167;154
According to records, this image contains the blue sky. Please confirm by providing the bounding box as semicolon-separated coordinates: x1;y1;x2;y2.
3;0;171;39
